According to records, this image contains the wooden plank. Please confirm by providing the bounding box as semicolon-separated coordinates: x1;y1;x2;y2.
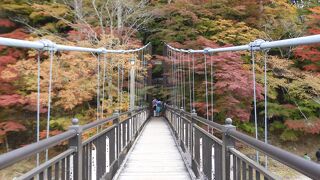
118;117;191;180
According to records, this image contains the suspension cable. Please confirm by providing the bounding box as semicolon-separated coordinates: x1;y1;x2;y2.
264;50;269;168
101;53;107;118
250;48;259;163
136;51;139;107
182;53;186;110
45;49;54;162
127;54;130;111
175;51;178;108
96;53;101;132
192;53;195;112
36;51;41;166
204;53;209;120
142;49;145;104
118;54;120;111
120;60;124;113
108;55;113;103
188;52;192;112
210;54;214;121
138;50;141;106
135;52;138;108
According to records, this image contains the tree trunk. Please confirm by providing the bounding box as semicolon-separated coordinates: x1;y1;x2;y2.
117;0;123;31
74;0;83;20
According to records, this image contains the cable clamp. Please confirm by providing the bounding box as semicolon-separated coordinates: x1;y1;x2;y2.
249;39;267;51
98;47;107;54
37;39;57;52
203;47;211;54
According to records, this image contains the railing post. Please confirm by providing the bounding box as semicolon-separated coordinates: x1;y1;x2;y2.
128;110;132;145
68;118;83;180
190;109;199;177
113;110;120;168
179;107;184;145
222;118;235;180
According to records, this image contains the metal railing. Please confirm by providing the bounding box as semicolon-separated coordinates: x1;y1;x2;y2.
0;108;149;180
165;105;320;180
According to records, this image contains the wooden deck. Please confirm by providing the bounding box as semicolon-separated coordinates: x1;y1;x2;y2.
117;117;191;180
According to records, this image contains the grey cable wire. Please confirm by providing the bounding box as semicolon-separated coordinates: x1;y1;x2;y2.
136;52;139;107
264;50;269;168
118;56;120;111
96;54;101;132
135;52;138;108
45;49;54;162
182;53;186;110
250;48;259;163
204;53;209;120
175;51;178;108
138;50;141;106
109;55;113;103
36;51;41;166
128;54;130;111
178;51;181;108
142;49;146;104
192;53;195;112
102;53;107;118
120;62;124;113
210;55;214;121
177;51;179;108
188;53;192;112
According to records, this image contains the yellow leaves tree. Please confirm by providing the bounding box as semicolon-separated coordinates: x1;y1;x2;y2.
197;18;265;45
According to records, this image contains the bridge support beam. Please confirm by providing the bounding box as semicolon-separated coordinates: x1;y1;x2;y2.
222;118;235;180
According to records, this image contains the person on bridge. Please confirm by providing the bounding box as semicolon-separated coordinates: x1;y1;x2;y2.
304;153;311;161
316;148;320;163
156;100;162;116
152;98;157;116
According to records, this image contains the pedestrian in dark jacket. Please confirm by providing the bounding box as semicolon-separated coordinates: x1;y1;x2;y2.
316;148;320;162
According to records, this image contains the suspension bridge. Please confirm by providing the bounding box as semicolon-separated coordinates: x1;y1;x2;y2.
0;35;320;180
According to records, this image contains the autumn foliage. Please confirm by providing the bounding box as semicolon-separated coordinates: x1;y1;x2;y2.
294;7;320;71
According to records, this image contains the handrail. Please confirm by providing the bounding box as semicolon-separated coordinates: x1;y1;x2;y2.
0;107;148;170
165;34;320;53
228;129;320;179
166;105;224;130
82;115;117;131
0;130;76;169
0;37;150;53
229;148;280;180
17;149;75;180
166;105;320;179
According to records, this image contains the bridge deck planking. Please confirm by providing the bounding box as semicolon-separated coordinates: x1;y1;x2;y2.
117;117;191;180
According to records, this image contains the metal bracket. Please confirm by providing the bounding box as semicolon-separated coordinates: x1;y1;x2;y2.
249;39;267;51
37;39;57;52
203;47;211;54
98;47;107;54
